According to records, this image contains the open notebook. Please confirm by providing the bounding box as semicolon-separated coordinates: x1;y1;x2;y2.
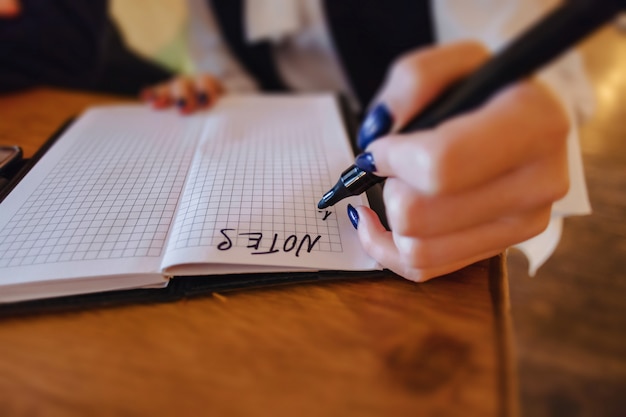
0;95;379;303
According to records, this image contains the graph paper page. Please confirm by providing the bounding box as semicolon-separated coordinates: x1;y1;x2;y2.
162;95;378;274
0;106;203;299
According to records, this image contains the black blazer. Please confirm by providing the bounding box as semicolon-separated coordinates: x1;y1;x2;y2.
210;0;434;108
0;0;171;95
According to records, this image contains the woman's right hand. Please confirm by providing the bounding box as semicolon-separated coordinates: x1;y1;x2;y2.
140;73;224;114
349;41;570;282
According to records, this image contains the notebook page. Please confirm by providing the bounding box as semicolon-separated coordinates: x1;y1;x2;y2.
0;106;202;299
162;95;378;273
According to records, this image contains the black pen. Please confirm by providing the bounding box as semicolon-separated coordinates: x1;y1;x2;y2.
318;0;625;209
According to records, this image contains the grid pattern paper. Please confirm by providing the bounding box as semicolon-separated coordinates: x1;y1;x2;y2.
169;98;343;254
0;110;201;268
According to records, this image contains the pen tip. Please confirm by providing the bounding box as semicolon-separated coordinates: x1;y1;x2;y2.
318;180;352;209
317;189;334;209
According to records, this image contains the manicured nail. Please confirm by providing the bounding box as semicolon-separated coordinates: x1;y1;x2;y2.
176;98;187;109
196;92;209;106
347;204;359;229
354;152;377;173
357;103;393;150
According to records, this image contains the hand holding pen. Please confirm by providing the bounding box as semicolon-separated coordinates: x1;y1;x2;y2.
339;41;571;281
320;0;625;281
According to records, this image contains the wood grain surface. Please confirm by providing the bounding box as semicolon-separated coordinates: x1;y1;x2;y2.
508;26;626;417
0;89;513;417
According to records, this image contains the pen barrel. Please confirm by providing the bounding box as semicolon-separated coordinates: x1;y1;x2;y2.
403;0;626;133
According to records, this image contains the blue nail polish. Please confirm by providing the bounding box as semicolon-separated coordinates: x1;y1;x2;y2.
347;204;359;229
357;103;393;150
176;98;187;109
196;92;209;105
354;152;377;173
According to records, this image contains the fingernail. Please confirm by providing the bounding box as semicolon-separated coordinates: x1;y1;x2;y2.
176;98;187;109
196;92;209;106
354;152;377;173
357;103;393;150
347;204;359;229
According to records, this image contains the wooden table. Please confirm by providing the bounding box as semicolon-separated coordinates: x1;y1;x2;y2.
0;89;515;417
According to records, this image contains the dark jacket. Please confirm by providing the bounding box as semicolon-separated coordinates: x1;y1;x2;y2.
209;0;434;107
0;0;171;95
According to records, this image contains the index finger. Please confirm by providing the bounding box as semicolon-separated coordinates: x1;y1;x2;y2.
357;41;489;149
362;80;569;195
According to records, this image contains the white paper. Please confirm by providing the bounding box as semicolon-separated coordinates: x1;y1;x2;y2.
0;95;378;302
162;95;377;273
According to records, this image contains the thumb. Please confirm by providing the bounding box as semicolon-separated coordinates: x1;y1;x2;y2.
357;41;490;150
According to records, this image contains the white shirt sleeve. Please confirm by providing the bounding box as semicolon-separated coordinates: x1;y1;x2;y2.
186;0;259;92
186;0;358;105
433;0;594;274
